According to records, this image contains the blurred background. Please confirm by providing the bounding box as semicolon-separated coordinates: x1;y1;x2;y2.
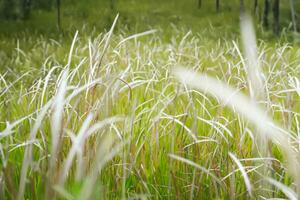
0;0;299;40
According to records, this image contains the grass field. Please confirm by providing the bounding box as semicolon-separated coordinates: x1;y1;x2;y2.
1;0;300;199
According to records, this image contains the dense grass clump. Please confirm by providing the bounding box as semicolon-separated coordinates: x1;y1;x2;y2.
1;17;300;199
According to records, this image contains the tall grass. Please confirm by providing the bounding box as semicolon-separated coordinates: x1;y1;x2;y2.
0;16;300;199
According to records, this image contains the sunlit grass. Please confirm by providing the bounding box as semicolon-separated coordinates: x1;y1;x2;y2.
0;16;300;199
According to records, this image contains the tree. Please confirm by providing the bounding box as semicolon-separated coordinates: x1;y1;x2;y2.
240;0;245;13
110;0;116;10
272;0;280;35
34;0;52;10
216;0;220;12
263;0;270;29
22;0;31;19
253;0;258;14
198;0;202;9
56;0;62;31
289;0;297;32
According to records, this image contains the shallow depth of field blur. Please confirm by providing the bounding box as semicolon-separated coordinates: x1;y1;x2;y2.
1;0;300;199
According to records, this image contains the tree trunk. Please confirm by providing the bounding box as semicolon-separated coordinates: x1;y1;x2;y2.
240;0;245;14
57;0;61;31
254;0;258;14
110;0;116;10
263;0;270;29
198;0;202;9
289;0;297;32
273;0;280;35
22;0;31;19
216;0;220;12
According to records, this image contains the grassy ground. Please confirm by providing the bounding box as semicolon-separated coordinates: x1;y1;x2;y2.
1;0;300;199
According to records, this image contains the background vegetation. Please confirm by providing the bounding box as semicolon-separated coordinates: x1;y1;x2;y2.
1;0;300;199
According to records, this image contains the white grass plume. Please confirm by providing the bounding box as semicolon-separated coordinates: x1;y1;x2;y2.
98;14;119;66
173;67;300;196
58;113;94;185
240;14;264;100
0;116;30;139
266;178;297;200
116;29;157;47
229;152;253;198
50;68;69;170
240;14;270;194
78;137;128;200
40;66;59;108
173;67;286;143
18;100;53;200
58;115;124;185
67;31;79;67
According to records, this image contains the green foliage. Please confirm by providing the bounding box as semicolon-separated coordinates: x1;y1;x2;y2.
0;0;53;20
0;0;23;19
33;0;53;10
0;0;299;41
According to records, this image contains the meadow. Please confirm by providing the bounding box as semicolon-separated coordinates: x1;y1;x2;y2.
1;0;300;199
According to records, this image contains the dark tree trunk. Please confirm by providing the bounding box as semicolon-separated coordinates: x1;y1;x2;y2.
254;0;258;14
22;0;31;19
57;0;61;31
110;0;116;10
216;0;220;12
273;0;280;35
240;0;245;14
198;0;202;9
263;0;270;29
